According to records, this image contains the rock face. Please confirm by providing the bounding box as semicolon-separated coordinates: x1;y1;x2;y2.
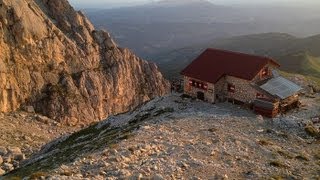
0;0;169;124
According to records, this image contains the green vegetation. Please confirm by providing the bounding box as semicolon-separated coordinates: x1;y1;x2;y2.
304;125;320;138
281;52;320;79
280;70;320;88
4;106;174;178
304;54;320;76
4;121;125;178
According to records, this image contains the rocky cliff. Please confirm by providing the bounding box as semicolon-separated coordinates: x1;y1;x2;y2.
0;0;169;125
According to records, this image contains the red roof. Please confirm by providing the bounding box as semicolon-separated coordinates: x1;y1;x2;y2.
181;48;280;83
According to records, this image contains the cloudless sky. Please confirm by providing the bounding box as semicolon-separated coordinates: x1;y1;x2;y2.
69;0;320;8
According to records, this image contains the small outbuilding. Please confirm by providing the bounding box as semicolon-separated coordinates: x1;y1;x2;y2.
181;48;302;117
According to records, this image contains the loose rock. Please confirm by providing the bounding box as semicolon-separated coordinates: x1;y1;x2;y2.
0;168;5;176
2;163;14;171
0;147;7;156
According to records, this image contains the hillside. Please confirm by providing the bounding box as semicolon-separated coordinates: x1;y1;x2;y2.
4;94;320;179
0;0;169;125
152;33;320;81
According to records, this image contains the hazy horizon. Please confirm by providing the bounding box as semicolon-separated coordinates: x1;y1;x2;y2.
69;0;320;9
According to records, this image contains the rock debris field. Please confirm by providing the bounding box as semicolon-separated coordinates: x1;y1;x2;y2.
2;94;320;179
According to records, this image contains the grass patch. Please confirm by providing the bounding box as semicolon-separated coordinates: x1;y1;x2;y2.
305;125;320;138
4;109;153;178
303;54;320;78
280;70;320;89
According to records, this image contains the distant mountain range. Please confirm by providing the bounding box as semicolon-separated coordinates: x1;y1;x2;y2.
85;0;320;57
151;33;320;81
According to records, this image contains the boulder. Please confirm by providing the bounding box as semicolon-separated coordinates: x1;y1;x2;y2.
129;173;143;180
0;168;5;176
13;153;25;161
2;162;13;171
119;169;131;178
7;147;22;154
23;135;32;142
305;124;320;137
2;155;12;163
23;106;35;113
0;155;3;165
0;146;7;156
35;114;50;124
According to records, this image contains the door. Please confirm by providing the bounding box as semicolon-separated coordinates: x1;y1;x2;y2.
197;91;205;101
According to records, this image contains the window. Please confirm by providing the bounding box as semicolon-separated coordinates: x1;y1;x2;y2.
189;79;208;90
228;83;235;93
256;93;264;98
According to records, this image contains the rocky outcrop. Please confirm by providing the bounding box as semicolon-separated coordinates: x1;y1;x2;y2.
0;0;169;124
4;94;320;179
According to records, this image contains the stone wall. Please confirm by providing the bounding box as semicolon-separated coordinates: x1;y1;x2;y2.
217;76;274;104
183;76;215;103
224;76;261;103
214;76;227;102
183;64;277;104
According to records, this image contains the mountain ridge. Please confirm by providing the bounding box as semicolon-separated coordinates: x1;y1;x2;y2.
151;32;320;82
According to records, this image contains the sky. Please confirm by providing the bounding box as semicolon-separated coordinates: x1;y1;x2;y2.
69;0;320;8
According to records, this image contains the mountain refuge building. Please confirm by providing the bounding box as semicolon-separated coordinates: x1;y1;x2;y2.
181;48;302;117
